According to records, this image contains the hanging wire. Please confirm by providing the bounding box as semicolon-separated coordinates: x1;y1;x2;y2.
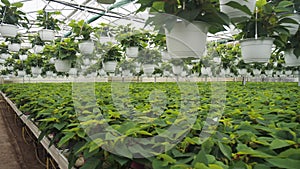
255;7;258;39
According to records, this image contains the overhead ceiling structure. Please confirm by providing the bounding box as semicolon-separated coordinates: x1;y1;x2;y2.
1;0;235;42
4;0;149;37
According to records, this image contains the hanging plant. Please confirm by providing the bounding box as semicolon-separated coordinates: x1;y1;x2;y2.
25;53;44;68
0;0;29;37
7;34;22;52
36;10;62;41
234;0;295;63
102;45;122;63
135;48;162;65
69;19;95;55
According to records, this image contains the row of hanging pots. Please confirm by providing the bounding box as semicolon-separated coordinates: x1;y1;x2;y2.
164;0;256;59
164;0;299;65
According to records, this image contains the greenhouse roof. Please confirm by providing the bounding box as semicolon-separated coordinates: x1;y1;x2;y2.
2;0;149;36
1;0;235;41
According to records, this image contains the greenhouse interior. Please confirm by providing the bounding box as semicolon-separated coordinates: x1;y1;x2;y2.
0;0;300;169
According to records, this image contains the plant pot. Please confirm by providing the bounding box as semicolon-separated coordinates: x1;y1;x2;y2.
83;58;91;66
285;70;292;75
0;24;18;37
220;0;256;19
264;70;273;76
103;61;117;73
126;47;139;58
143;64;155;76
21;42;32;49
78;41;95;55
201;67;211;76
68;68;78;76
96;0;116;4
172;65;183;75
17;70;26;77
122;70;131;77
7;66;14;71
31;67;42;75
39;29;55;41
54;59;72;72
33;45;44;54
280;14;300;35
8;43;21;52
0;59;5;64
161;51;171;61
46;71;53;77
240;38;274;63
49;58;56;64
284;49;300;67
19;55;28;61
1;53;12;59
165;21;208;59
253;69;261;76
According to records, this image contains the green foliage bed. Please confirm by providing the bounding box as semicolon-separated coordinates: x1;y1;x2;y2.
1;82;300;169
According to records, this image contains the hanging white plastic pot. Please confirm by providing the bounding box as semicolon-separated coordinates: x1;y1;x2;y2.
46;71;53;77
78;41;95;55
252;69;261;76
143;64;155;76
54;59;72;72
1;53;12;60
8;43;21;52
161;51;171;61
39;29;55;41
126;47;139;58
33;45;44;54
265;70;273;76
240;38;274;63
0;24;18;38
31;66;42;75
17;70;26;77
172;65;183;75
220;0;256;20
165;21;208;59
83;58;91;66
0;59;5;64
68;68;78;76
49;58;56;64
103;61;117;73
284;49;300;67
19;55;28;61
122;70;131;77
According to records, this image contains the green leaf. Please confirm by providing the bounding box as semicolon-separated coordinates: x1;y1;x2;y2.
269;139;291;149
157;154;176;165
266;158;300;169
256;0;267;8
53;123;66;130
194;163;210;169
218;141;232;160
80;157;101;169
57;133;76;147
225;1;252;15
192;149;208;166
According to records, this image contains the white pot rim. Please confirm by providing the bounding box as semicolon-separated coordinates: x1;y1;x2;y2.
240;37;274;43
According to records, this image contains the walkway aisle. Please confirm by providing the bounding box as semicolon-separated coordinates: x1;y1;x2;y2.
0;97;45;169
0;100;23;169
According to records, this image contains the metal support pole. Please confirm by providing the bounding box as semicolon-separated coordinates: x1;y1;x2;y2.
242;76;246;86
